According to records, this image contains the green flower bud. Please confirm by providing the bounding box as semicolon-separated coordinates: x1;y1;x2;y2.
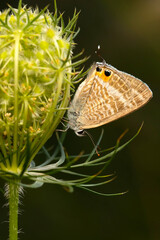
0;1;83;176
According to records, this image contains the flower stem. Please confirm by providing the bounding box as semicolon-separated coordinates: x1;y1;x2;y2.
9;181;19;240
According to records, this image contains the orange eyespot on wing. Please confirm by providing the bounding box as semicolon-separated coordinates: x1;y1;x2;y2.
95;68;112;82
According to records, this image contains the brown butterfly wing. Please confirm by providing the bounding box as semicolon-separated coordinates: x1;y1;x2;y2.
69;64;97;113
77;65;152;129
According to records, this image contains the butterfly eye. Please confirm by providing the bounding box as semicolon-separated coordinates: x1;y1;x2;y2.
96;66;102;72
104;70;111;77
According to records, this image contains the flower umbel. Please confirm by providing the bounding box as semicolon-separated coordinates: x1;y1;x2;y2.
0;0;85;177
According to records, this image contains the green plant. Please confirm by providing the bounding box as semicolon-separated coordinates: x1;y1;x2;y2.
0;1;141;239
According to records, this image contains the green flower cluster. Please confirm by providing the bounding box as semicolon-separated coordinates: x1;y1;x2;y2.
0;1;83;176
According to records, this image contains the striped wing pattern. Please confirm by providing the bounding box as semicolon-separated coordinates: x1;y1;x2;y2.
68;63;152;132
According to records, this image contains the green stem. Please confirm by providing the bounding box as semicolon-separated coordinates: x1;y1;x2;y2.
9;181;19;240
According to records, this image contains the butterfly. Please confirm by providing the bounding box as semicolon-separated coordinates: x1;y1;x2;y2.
68;61;153;136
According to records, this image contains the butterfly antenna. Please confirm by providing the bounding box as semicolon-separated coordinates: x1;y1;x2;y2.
84;130;100;156
95;45;106;64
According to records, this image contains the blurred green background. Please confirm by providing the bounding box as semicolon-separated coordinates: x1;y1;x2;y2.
0;0;159;239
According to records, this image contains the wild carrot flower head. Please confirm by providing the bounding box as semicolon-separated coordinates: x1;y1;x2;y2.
0;0;85;177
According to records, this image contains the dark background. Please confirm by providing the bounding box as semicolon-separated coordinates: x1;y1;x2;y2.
0;0;159;239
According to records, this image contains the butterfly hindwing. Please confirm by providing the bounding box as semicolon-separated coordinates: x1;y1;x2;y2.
68;62;152;132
